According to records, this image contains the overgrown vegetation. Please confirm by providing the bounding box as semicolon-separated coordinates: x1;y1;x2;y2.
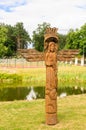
0;73;22;83
0;65;86;89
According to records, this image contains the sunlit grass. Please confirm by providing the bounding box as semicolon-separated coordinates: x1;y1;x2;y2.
0;64;86;88
0;94;86;130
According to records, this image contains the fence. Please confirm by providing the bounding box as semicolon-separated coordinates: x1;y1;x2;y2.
0;57;86;68
0;58;45;68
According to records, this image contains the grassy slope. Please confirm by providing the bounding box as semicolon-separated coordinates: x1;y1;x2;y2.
0;94;86;130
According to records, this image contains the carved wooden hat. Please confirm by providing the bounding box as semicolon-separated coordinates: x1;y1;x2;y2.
44;27;58;43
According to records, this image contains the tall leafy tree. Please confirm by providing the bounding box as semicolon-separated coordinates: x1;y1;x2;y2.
0;22;31;57
13;22;31;49
79;23;86;56
0;43;8;58
64;29;75;49
4;24;17;56
32;22;67;51
0;23;8;57
0;23;8;44
58;33;67;50
32;22;50;51
65;24;86;56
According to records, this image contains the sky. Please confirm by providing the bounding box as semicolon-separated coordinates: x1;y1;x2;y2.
0;0;86;36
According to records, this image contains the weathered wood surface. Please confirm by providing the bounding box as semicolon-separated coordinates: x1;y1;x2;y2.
18;49;79;62
44;27;58;125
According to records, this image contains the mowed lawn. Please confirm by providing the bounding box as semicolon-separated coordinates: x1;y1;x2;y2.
0;94;86;130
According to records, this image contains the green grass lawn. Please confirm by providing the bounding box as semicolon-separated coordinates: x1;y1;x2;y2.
0;94;86;130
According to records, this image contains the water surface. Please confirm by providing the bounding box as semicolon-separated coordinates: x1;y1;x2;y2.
0;85;86;101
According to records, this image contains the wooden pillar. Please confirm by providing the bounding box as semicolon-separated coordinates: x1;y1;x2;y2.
44;28;58;125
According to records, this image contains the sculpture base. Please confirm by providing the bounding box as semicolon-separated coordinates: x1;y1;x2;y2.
46;113;57;125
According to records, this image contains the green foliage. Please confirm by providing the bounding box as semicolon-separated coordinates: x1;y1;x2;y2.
58;33;67;50
4;24;17;55
0;65;86;88
0;21;86;58
32;22;67;51
5;46;15;57
13;22;31;49
0;43;8;58
32;22;50;51
79;23;86;56
65;23;86;56
0;23;8;44
0;22;31;57
0;73;22;83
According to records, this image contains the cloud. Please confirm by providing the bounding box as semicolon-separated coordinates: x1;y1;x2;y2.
76;5;86;9
0;0;86;35
0;0;27;12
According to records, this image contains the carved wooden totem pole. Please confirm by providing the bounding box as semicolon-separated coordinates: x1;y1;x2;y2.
44;27;58;125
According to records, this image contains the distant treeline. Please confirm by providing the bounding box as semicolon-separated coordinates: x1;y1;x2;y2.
0;22;86;58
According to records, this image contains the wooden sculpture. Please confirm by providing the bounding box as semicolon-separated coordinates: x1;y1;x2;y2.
44;27;58;125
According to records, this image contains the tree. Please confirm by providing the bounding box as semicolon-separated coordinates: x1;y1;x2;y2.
32;22;50;51
0;43;8;58
65;24;86;56
0;23;17;57
0;23;8;44
79;23;86;56
4;24;17;56
13;22;31;49
0;23;9;57
58;33;67;50
64;29;75;49
0;22;31;57
32;22;67;51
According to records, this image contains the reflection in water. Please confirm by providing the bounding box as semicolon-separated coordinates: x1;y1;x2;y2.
26;87;36;101
0;86;45;101
0;85;86;101
59;93;67;98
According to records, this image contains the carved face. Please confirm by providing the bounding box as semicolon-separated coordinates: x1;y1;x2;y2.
48;42;55;52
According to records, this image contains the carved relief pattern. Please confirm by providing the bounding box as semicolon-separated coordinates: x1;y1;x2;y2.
44;28;58;125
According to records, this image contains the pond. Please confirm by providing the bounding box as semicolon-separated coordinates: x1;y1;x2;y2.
0;86;45;101
0;85;86;101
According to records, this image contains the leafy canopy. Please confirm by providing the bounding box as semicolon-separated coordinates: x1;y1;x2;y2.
32;22;50;51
